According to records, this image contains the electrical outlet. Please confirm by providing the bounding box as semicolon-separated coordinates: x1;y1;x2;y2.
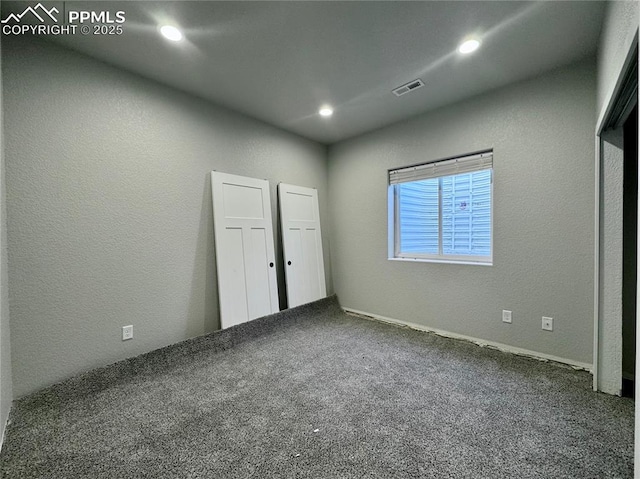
542;317;553;331
122;325;133;341
502;310;512;323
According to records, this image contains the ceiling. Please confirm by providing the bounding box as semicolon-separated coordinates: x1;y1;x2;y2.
6;1;606;144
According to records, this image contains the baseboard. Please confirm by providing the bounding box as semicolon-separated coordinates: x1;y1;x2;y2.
343;307;593;372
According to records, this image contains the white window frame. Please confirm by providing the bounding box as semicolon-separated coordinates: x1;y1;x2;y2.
387;151;494;266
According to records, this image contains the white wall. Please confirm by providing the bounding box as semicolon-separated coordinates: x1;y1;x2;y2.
0;34;14;446
3;37;331;398
328;59;596;366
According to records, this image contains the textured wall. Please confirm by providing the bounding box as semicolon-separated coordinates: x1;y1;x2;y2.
599;138;623;395
594;0;639;395
0;36;14;442
3;37;331;398
595;2;640;470
597;0;639;120
328;59;596;365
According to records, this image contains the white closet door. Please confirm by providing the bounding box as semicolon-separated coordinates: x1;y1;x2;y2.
278;183;326;308
211;172;279;329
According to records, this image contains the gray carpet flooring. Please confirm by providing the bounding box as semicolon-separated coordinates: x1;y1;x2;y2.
0;296;634;478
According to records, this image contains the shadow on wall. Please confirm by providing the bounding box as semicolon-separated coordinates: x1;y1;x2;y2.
187;173;220;334
275;192;288;311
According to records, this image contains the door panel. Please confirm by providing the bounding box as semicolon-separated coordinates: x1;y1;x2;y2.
246;227;273;319
278;183;326;308
211;172;279;329
302;228;322;299
217;227;248;327
287;228;304;305
288;192;314;221
222;183;264;219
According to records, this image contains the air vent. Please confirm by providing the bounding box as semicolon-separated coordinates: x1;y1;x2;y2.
392;79;424;97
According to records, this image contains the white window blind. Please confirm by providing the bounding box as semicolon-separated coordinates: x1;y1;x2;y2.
389;151;493;185
398;179;439;254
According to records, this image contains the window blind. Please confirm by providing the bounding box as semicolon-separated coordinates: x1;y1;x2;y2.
389;151;493;185
398;179;439;254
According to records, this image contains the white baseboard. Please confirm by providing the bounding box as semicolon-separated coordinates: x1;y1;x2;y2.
343;307;593;372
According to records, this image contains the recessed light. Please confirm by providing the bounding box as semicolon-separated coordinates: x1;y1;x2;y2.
160;25;183;42
319;106;333;118
458;38;481;54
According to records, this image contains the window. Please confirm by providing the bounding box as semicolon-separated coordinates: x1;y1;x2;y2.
388;151;493;264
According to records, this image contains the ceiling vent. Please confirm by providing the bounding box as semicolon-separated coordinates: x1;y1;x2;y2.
392;79;424;97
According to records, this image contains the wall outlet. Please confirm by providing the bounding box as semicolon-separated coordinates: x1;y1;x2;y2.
502;310;512;323
542;317;553;331
122;325;133;340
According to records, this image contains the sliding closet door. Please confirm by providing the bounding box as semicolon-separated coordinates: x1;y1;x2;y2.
211;172;279;329
278;183;326;308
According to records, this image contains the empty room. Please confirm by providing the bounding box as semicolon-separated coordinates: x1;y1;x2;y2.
0;1;638;477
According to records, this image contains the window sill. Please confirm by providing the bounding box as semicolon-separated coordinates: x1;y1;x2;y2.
388;257;493;266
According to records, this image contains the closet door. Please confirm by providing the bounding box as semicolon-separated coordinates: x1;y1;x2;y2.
278;183;326;308
211;172;279;328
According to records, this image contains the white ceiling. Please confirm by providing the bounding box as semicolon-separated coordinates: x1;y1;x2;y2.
9;1;606;144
